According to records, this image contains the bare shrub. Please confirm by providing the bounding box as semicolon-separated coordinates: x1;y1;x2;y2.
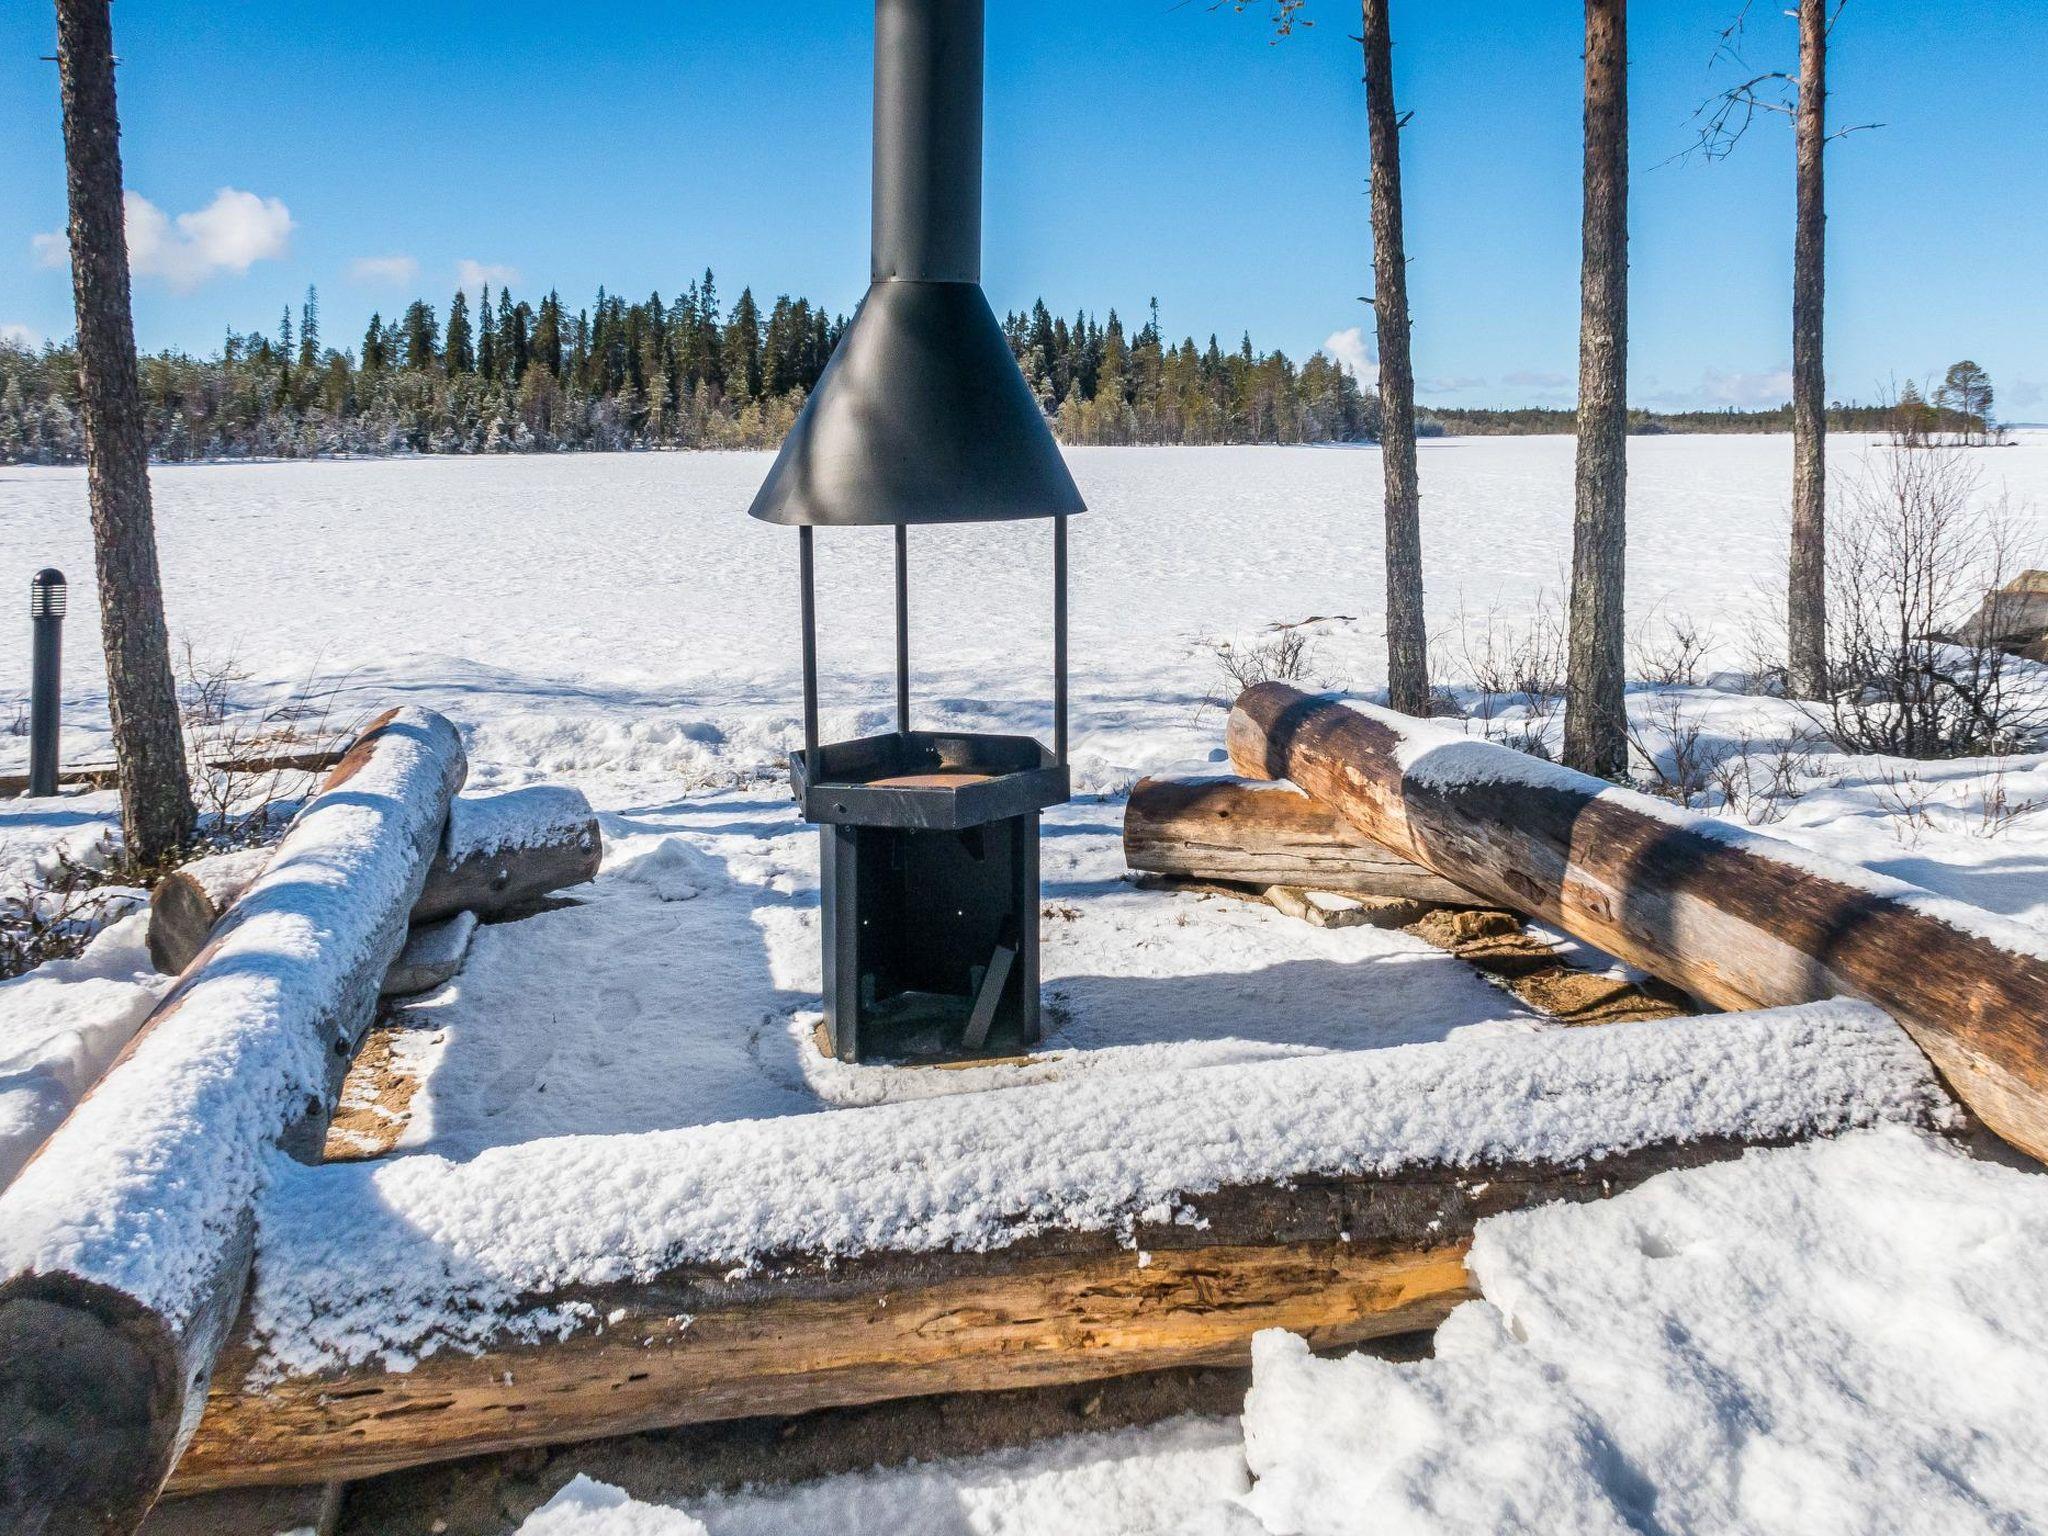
1707;728;1823;826
5;702;26;738
0;839;142;981
1814;447;2045;758
1455;594;1567;757
1630;608;1712;687
1202;620;1335;708
1870;755;2041;848
1626;695;1715;806
178;646;361;838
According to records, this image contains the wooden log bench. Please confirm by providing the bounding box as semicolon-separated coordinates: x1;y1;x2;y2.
1229;681;2048;1165
165;999;1943;1493
1124;771;1479;905
0;709;467;1535
148;785;603;977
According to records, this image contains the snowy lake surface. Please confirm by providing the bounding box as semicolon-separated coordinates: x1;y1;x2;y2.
6;433;2047;795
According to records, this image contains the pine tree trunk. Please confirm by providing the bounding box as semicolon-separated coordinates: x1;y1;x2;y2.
1363;0;1428;716
1786;0;1828;699
54;0;194;865
1564;0;1629;780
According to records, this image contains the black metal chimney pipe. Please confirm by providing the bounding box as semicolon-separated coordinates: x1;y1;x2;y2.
746;0;1082;530
872;0;982;285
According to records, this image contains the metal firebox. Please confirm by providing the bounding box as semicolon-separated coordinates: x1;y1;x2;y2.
748;0;1083;1063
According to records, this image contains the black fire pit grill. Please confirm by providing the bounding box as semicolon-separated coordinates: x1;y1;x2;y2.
746;0;1083;1064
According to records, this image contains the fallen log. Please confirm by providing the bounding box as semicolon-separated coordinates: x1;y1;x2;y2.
409;785;603;926
144;847;275;976
170;1000;1940;1490
3;748;346;799
1229;681;2048;1163
1124;772;1479;905
146;785;602;975
0;708;466;1536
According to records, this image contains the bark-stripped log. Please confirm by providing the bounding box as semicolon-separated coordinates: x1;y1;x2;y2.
172;998;1940;1491
0;709;465;1536
146;786;602;976
409;786;602;926
1228;681;2048;1163
1123;774;1477;904
178;1135;1766;1492
144;848;275;977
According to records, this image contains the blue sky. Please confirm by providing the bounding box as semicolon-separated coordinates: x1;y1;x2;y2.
2;0;2043;413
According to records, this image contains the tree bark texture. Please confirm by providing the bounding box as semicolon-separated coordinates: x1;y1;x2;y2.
1564;0;1629;780
55;0;195;865
1787;0;1829;698
1363;0;1429;716
1123;773;1478;904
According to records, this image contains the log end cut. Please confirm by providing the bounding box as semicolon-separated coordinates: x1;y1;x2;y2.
0;1284;185;1535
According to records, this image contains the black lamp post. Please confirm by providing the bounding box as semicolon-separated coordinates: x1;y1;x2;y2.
749;0;1084;1063
28;569;66;798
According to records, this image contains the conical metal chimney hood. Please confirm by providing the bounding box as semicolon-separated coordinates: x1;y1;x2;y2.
747;0;1085;527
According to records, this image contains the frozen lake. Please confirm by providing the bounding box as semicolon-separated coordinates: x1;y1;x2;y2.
4;433;2046;786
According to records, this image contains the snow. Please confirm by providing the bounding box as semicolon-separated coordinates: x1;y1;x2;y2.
0;708;460;1319
1239;1125;2048;1535
444;784;595;858
520;1419;1256;1536
2;440;2047;1522
245;999;1940;1376
0;910;166;1188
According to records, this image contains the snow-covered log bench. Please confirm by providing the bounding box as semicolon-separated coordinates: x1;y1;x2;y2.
1123;772;1480;905
147;786;602;977
1229;681;2048;1165
166;1001;1945;1493
0;708;467;1535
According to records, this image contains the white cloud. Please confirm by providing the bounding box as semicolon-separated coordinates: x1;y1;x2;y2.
1418;374;1488;395
456;259;519;292
349;254;421;286
1504;369;1572;392
1645;367;1795;412
35;189;293;292
1322;326;1373;380
1;323;37;349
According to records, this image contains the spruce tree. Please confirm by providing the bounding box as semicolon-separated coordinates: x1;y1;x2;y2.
445;290;475;374
400;300;439;370
362;312;387;372
535;291;564;377
495;289;519;380
298;285;320;367
476;284;498;380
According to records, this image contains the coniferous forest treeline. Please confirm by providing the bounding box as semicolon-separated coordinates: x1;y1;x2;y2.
0;276;1930;467
0;278;1373;464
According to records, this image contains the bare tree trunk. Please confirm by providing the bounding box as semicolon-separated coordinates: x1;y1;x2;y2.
54;0;194;865
1786;0;1828;698
1564;0;1629;779
1363;0;1428;716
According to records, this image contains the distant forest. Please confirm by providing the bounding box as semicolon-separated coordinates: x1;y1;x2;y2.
0;277;1956;464
0;278;1370;463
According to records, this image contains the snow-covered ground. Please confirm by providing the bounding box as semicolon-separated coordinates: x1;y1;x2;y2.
5;437;2048;1531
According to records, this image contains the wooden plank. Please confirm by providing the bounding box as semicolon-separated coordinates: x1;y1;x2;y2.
1229;681;2048;1163
960;943;1015;1049
1124;773;1479;904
